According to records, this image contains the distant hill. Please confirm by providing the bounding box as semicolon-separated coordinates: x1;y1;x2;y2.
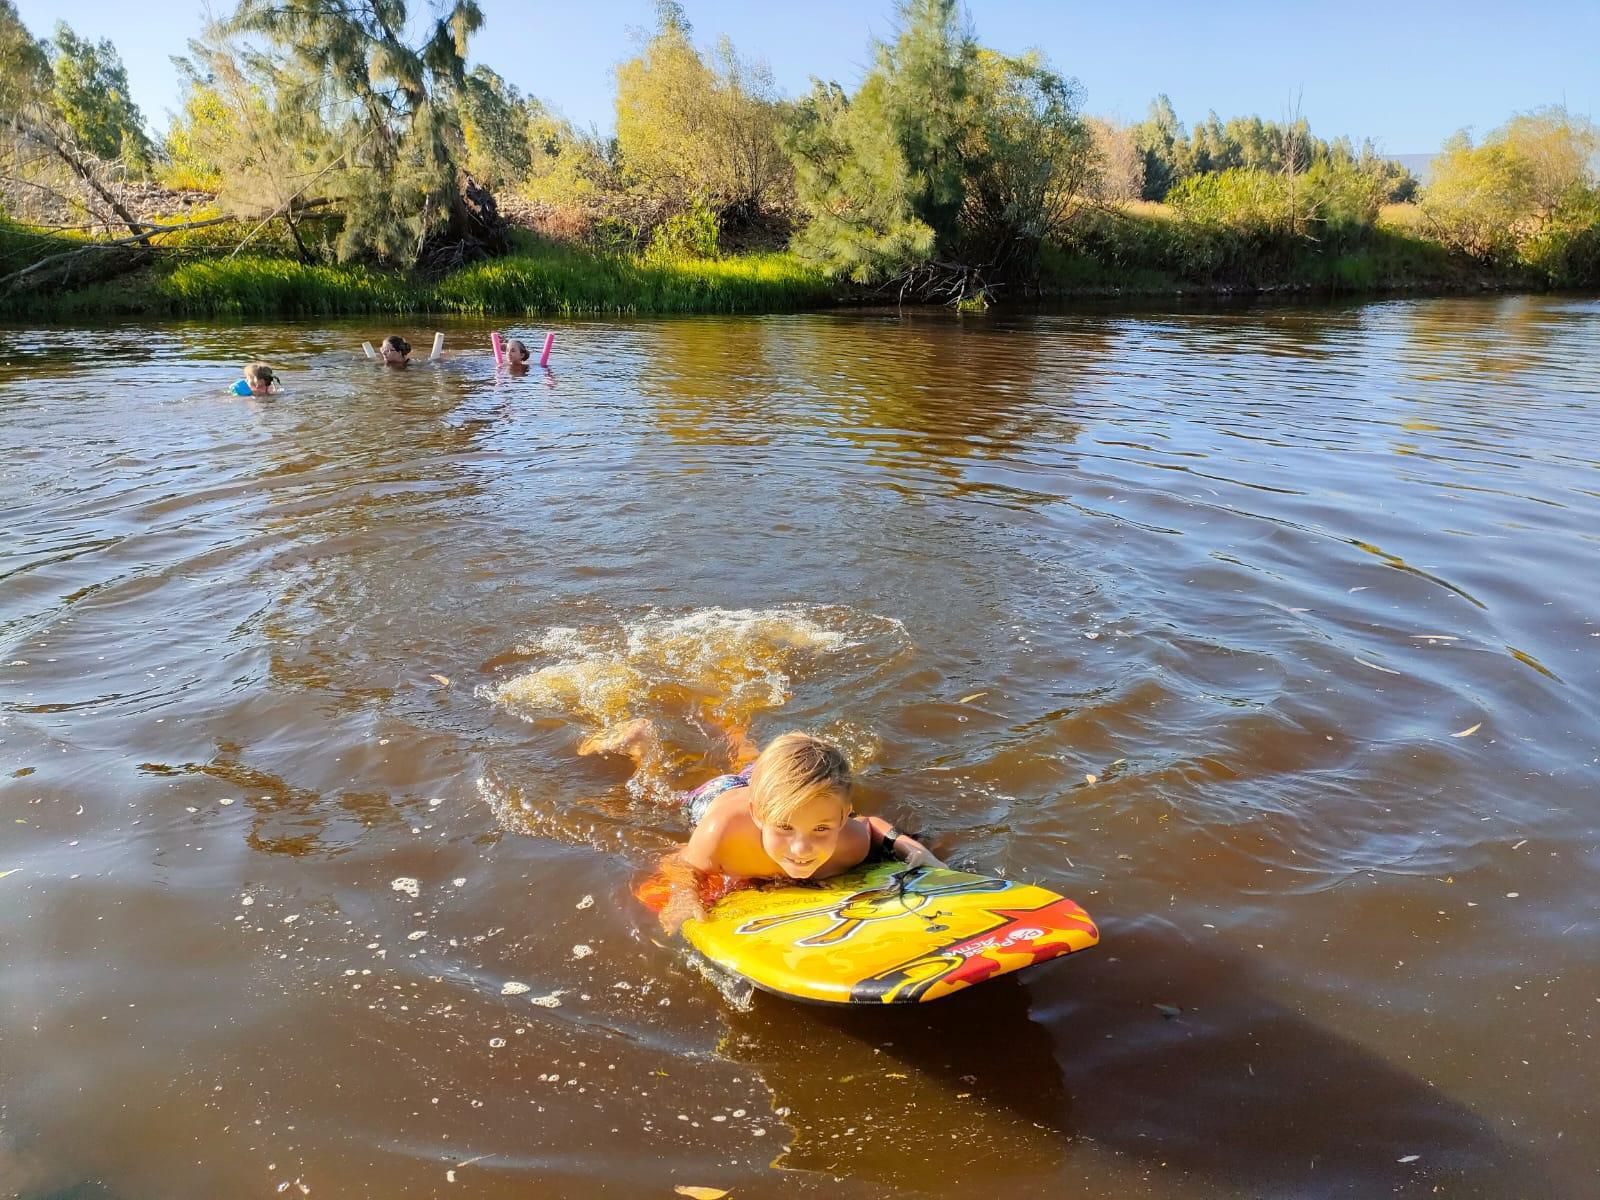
1388;153;1436;184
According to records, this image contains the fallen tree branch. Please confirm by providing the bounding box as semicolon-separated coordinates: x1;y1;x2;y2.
0;199;338;291
2;113;152;244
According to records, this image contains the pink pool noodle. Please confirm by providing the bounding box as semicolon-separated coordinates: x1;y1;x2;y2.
539;332;554;367
490;331;504;365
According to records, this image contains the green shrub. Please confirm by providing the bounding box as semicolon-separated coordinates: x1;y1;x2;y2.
1521;185;1600;286
645;202;721;261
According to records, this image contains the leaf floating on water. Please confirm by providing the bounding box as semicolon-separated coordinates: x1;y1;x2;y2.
1354;657;1402;675
958;692;987;704
1451;722;1482;738
674;1188;731;1200
430;674;451;686
1085;774;1099;785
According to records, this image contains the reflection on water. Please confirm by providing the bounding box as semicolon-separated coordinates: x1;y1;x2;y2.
2;297;1598;1198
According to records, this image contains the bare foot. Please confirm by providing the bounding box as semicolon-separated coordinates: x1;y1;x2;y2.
578;717;657;762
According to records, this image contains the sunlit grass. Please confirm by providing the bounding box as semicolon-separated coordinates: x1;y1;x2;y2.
2;236;835;319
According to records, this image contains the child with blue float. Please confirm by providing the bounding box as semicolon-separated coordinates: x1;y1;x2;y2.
230;362;279;396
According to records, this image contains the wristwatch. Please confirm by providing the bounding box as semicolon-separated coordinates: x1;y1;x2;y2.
878;824;905;851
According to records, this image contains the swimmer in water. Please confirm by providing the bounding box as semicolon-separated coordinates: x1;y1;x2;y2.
373;332;445;366
503;338;531;372
230;362;279;396
379;335;412;368
585;725;942;931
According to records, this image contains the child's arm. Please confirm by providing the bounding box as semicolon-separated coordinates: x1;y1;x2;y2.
656;851;708;934
867;816;944;870
656;816;727;933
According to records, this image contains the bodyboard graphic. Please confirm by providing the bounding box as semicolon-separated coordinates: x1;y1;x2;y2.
680;863;1098;1005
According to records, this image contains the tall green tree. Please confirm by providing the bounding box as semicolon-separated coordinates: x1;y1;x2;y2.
0;0;50;119
783;0;975;283
0;1;151;238
959;49;1093;274
229;0;488;264
1133;94;1188;200
1423;106;1599;269
613;2;792;224
784;76;934;282
49;22;153;173
784;0;1091;295
165;25;326;258
456;66;534;193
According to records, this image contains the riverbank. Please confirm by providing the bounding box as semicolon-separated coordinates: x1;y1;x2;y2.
1;235;836;320
0;205;1558;321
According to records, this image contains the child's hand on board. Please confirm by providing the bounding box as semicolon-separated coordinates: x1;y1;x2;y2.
900;841;945;870
659;888;705;935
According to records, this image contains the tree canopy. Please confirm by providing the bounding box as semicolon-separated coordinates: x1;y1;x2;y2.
49;22;154;171
613;4;791;225
784;0;1094;297
227;0;489;264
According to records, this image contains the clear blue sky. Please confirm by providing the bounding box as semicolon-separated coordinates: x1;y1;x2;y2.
17;0;1598;154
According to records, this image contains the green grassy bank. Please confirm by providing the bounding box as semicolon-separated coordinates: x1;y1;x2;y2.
2;242;835;321
0;204;1567;323
1038;201;1496;298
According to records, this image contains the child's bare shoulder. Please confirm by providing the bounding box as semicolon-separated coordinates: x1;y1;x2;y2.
684;791;754;869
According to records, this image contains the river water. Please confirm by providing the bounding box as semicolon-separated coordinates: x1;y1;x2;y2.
1;297;1596;1199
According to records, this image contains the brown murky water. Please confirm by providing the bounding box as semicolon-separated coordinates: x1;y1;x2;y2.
2;297;1597;1199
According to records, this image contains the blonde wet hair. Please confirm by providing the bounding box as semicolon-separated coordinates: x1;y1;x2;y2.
748;733;853;825
244;361;276;388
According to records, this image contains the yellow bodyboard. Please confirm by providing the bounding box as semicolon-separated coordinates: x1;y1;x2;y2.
680;863;1099;1005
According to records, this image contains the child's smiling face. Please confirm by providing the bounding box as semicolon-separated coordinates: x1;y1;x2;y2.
755;792;849;879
